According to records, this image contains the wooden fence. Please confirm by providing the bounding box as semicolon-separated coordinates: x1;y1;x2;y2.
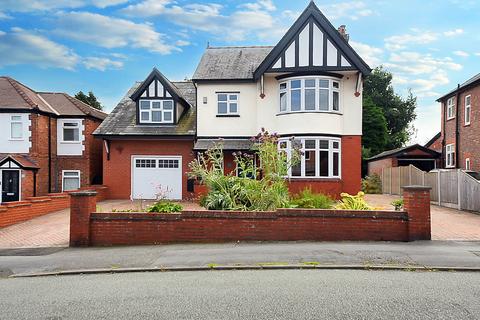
381;165;480;212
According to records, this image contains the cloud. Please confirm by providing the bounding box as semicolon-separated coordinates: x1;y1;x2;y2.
350;41;383;67
385;30;438;51
0;12;11;19
453;50;469;57
319;2;375;21
175;40;190;46
121;0;286;42
83;56;123;71
53;11;178;54
0;0;128;11
444;28;464;37
0;28;79;70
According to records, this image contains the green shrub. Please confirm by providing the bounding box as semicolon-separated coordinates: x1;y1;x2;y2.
290;188;334;209
147;201;183;213
391;199;404;211
335;192;374;210
188;129;300;211
361;174;382;194
111;208;142;213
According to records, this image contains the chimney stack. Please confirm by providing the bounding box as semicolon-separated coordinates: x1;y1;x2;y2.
338;25;349;42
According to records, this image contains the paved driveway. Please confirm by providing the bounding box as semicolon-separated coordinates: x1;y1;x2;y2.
0;197;479;248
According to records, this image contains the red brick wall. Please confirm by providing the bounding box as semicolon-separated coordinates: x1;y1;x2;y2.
368;158;393;176
0;194;70;228
341;135;362;194
69;186;431;246
103;139;196;200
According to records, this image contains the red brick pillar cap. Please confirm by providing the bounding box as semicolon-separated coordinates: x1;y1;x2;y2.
401;185;432;191
70;191;97;197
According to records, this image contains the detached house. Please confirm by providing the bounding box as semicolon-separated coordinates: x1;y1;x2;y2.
437;73;480;172
94;2;371;200
0;77;106;203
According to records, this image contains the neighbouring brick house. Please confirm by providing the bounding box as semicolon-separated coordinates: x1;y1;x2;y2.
0;76;106;203
424;132;442;153
437;73;480;172
94;2;371;200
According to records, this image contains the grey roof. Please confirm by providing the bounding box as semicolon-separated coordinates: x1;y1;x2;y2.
0;76;107;119
367;144;440;161
94;81;196;137
194;139;254;151
438;72;480;101
192;46;273;80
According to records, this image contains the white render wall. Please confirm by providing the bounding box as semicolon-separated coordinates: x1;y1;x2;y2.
56;118;85;156
196;71;363;137
0;113;31;153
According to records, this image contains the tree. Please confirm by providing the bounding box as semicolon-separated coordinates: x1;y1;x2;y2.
362;97;388;157
363;67;417;150
75;91;103;110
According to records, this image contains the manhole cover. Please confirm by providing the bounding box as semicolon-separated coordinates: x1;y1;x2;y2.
0;247;65;256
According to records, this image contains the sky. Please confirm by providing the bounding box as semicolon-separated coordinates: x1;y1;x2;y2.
0;0;479;145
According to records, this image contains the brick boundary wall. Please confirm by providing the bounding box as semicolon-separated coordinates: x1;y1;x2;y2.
70;186;431;246
0;185;108;229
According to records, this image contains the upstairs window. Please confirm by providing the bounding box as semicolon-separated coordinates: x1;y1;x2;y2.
62;121;80;142
217;93;239;116
465;95;471;125
10;115;23;140
139;100;174;124
447;97;455;120
446;144;455;168
279;77;341;114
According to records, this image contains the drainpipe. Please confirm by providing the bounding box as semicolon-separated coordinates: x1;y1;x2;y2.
441;97;447;168
33;170;37;197
455;84;460;169
48;116;52;193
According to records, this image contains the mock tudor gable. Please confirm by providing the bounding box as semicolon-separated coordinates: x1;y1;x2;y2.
254;2;370;79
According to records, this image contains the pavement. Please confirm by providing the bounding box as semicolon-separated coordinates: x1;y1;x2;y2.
0;270;479;319
0;241;479;277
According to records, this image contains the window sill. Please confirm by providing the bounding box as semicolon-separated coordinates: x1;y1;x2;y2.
216;114;240;118
287;177;342;181
446;117;455;121
464;123;471;127
60;141;82;144
277;111;342;116
8;138;25;141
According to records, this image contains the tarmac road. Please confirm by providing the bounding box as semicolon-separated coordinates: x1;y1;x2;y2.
0;269;479;320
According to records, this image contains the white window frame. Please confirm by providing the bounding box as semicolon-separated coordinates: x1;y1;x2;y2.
217;93;239;115
465;95;471;125
447;97;455;120
139;99;174;124
446;144;455;168
278;137;341;179
61;121;81;143
278;76;341;114
62;170;81;192
10;115;23;140
465;158;471;171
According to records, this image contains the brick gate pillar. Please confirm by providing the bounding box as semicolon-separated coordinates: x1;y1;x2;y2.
69;191;97;247
402;186;432;241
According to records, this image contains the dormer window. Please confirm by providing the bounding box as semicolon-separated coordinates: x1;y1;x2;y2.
139;100;174;124
279;76;341;114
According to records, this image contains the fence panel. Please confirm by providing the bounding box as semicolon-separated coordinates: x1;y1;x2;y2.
459;171;480;211
391;168;401;195
439;170;458;205
425;171;439;202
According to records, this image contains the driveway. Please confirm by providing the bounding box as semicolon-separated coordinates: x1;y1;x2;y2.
365;194;480;241
0;196;479;248
0;200;202;248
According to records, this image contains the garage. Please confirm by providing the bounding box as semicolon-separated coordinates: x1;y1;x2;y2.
131;156;182;200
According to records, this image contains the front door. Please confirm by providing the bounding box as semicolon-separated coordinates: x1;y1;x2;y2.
1;170;20;203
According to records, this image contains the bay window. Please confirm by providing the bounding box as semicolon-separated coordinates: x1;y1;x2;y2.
279;77;341;113
139;100;174;124
279;137;341;178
